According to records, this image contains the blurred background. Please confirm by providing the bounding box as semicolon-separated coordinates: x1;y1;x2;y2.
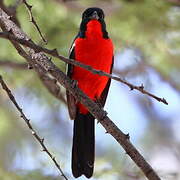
0;0;180;179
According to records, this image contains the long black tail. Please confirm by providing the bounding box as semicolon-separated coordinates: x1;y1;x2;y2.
72;112;95;178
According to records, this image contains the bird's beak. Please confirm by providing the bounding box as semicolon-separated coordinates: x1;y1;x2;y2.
90;11;99;20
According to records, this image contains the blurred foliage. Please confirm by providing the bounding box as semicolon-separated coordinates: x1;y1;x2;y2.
0;0;180;179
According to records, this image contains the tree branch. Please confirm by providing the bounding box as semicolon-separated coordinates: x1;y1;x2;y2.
22;0;47;43
0;0;21;27
0;58;66;104
0;0;66;105
9;41;67;105
0;75;68;180
0;60;27;69
0;31;168;105
0;7;161;180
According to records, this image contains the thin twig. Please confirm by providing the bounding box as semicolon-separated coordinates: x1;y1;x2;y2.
0;31;168;105
0;75;68;180
22;0;47;43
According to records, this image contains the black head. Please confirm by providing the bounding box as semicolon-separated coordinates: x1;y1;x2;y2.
82;7;105;21
79;7;109;39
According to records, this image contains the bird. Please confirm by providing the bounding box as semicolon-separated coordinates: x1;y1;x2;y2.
66;7;114;178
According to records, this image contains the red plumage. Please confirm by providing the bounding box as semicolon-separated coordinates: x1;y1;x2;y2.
72;20;113;114
66;7;114;178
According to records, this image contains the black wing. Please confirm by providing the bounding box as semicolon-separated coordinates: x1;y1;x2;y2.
98;56;114;107
67;33;80;77
66;35;79;120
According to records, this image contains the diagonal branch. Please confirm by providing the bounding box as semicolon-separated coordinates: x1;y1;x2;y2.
0;0;66;105
0;31;168;105
9;41;67;105
0;0;21;27
0;75;68;180
22;0;47;43
0;7;161;180
0;58;66;104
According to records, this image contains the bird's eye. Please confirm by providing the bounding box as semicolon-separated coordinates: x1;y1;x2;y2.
83;14;87;19
83;13;91;19
99;14;103;19
98;13;104;19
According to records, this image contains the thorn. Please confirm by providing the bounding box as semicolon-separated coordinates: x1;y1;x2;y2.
31;131;35;135
52;48;58;55
41;138;44;143
52;157;55;161
9;15;13;20
103;111;108;116
125;133;130;139
101;111;108;120
44;39;48;45
105;131;108;134
139;84;144;90
96;111;107;124
29;5;33;9
47;69;53;73
27;38;32;41
162;98;168;105
8;29;13;34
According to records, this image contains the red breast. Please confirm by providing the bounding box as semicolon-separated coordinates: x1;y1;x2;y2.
72;20;113;114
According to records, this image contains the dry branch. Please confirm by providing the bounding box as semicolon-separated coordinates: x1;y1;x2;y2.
0;75;68;180
10;41;67;105
0;60;27;69
0;7;161;180
22;0;47;43
0;0;20;26
0;1;66;104
0;31;168;105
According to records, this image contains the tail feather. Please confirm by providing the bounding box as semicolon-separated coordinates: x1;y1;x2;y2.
72;112;95;178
